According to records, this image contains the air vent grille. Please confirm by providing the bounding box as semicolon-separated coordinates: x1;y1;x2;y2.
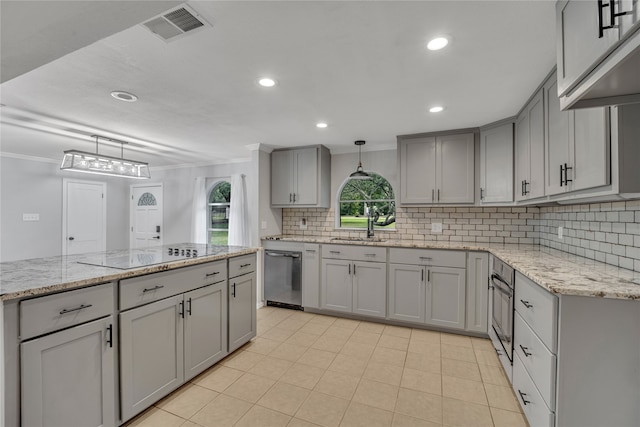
164;8;204;32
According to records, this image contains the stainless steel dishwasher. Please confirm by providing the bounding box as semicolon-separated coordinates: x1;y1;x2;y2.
264;250;302;310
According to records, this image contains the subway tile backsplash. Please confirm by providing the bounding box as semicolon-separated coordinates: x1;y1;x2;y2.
282;200;640;274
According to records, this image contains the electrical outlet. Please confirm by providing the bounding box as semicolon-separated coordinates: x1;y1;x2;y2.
558;226;563;239
300;218;307;230
22;213;39;221
431;222;443;233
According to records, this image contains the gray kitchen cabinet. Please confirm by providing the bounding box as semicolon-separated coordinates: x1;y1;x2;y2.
271;145;331;207
120;295;184;422
21;315;116;427
465;252;488;333
425;267;466;330
388;263;425;323
320;259;353;313
184;282;228;381
352;261;386;318
556;0;640;109
544;72;610;196
515;88;545;201
398;132;475;204
479;122;514;203
302;243;320;309
228;254;257;352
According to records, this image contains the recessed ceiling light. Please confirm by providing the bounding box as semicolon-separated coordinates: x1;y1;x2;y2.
429;106;444;113
110;91;138;102
258;78;277;87
427;37;449;51
316;122;328;128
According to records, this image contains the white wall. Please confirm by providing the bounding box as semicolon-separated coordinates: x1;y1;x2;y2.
0;155;129;262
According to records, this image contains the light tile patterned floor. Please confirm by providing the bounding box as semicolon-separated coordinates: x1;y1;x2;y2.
125;307;528;427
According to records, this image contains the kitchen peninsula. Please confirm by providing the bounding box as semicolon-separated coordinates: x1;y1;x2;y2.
1;243;259;427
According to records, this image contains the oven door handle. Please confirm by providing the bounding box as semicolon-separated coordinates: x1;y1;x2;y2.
491;274;513;297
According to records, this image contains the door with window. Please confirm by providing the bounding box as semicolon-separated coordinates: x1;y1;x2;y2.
130;184;163;249
63;179;106;255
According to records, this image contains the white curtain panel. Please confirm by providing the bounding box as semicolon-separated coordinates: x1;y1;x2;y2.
229;174;251;246
191;177;207;244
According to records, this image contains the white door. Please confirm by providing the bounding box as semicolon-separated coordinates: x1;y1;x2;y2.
63;180;106;256
130;184;163;248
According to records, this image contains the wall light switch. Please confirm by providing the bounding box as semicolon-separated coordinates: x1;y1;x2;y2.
558;226;563;239
300;218;307;230
22;213;40;221
431;222;443;233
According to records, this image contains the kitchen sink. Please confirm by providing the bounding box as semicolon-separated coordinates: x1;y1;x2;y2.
330;237;387;243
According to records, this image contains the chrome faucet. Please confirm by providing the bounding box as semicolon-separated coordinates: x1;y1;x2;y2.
366;209;375;239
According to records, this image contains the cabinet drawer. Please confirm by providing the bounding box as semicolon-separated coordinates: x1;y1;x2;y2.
515;272;558;353
120;261;227;311
513;353;555;427
229;254;256;278
20;283;114;340
321;244;386;262
514;312;557;410
389;248;466;268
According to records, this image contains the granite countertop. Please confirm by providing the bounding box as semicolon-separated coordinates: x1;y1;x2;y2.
263;235;640;300
0;243;259;301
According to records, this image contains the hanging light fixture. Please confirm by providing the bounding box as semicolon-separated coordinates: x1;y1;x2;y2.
60;135;151;179
349;140;370;179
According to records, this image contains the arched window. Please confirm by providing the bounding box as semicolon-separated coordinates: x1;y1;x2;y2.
338;173;395;229
208;181;230;244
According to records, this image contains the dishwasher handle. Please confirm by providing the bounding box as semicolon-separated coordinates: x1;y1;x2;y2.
266;252;301;258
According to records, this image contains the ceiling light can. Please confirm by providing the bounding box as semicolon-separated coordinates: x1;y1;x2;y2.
316;122;328;128
110;91;138;102
429;106;444;113
258;78;276;87
427;37;449;51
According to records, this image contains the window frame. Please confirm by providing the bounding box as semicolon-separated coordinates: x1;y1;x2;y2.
207;180;231;245
335;172;396;231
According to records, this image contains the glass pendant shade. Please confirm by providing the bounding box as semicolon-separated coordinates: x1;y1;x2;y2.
61;150;151;179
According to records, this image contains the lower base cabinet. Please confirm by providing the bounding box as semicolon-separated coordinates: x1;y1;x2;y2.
228;271;257;352
21;316;116;427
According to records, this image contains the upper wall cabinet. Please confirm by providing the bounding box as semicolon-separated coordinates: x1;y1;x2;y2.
544;71;610;197
515;89;545;202
479;122;514;203
557;0;640;109
398;132;475;205
271;145;331;208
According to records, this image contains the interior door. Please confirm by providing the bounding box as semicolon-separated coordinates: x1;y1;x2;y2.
63;180;106;255
130;184;163;248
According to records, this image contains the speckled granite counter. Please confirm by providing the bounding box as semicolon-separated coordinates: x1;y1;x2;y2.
0;243;258;301
263;235;640;300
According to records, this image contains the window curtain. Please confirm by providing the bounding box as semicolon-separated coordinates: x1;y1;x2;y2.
191;177;207;244
228;174;251;246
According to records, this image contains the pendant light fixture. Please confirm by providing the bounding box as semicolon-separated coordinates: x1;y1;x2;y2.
60;135;151;179
349;140;370;179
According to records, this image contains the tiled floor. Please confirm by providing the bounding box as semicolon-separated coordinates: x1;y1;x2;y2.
126;307;528;427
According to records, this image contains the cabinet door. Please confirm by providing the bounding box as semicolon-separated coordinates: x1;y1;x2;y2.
557;0;620;97
544;77;571;196
571;107;610;191
528;90;545;199
321;259;352;313
399;137;437;203
271;150;292;205
436;133;475;203
388;263;425;323
514;111;530;202
425;267;466;330
480;124;514;203
21;316;115;427
293;147;318;205
229;272;257;352
466;253;489;333
302;244;320;308
184;283;228;381
352;261;386;318
120;296;184;422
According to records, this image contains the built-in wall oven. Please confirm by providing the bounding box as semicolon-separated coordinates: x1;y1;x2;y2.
489;256;515;379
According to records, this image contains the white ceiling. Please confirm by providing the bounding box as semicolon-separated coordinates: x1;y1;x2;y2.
0;1;557;168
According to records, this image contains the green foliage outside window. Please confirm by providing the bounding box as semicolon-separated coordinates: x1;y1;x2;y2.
339;173;395;229
208;181;230;245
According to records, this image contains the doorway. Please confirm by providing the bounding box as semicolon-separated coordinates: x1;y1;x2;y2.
62;179;107;256
130;184;163;249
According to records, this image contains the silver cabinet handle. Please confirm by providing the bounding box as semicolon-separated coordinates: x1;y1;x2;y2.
330;250;341;254
289;193;293;203
59;304;92;315
293;193;296;203
480;188;484;200
364;253;376;257
305;249;316;253
142;285;164;293
419;256;432;260
431;189;434;202
520;299;533;309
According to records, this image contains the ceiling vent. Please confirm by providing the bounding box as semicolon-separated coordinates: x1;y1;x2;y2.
142;5;210;42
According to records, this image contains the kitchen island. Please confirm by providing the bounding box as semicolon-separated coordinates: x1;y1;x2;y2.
1;243;259;427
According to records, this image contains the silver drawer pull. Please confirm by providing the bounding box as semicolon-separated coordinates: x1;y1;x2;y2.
206;271;220;277
305;249;316;253
330;251;341;254
59;304;92;315
142;285;164;293
240;263;251;268
419;256;432;260
364;253;376;257
519;345;532;357
520;299;533;309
